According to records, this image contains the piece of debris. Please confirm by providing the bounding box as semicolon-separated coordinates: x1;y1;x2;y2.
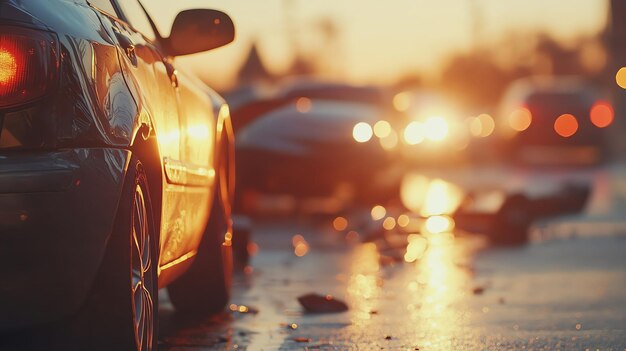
454;182;591;246
384;335;392;340
298;293;349;313
472;286;485;295
293;337;312;343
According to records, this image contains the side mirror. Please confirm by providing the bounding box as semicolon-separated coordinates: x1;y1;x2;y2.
165;9;235;56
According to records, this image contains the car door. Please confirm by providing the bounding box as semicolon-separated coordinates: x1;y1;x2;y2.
95;0;212;269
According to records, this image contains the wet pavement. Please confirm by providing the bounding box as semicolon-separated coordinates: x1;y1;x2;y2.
160;165;626;351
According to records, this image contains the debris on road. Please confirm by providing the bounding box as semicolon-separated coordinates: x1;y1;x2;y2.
454;182;591;245
472;286;485;295
217;336;229;343
298;293;349;313
293;337;312;343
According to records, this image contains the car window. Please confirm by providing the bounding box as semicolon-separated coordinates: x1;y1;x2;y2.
88;0;117;16
116;0;157;41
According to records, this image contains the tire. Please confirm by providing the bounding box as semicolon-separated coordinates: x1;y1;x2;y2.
167;184;233;315
77;158;158;351
232;214;252;269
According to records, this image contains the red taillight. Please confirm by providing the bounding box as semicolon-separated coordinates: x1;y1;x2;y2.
590;100;614;128
0;27;58;109
554;114;578;138
0;48;19;84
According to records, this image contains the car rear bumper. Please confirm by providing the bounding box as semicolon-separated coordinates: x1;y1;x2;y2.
517;145;603;166
0;148;130;332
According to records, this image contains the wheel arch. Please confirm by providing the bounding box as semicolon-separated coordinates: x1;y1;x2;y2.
215;104;235;215
129;127;164;252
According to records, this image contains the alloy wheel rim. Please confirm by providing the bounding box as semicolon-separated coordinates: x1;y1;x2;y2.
131;184;154;351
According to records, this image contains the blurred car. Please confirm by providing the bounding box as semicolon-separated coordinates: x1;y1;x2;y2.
226;80;402;133
235;99;399;206
497;77;612;165
0;1;236;349
279;79;393;107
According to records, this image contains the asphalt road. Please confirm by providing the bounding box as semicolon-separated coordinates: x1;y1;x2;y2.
160;165;626;351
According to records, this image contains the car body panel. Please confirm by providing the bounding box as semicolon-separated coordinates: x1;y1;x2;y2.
0;148;130;331
157;69;218;268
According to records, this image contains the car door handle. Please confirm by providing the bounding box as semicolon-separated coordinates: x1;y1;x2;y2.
112;28;137;66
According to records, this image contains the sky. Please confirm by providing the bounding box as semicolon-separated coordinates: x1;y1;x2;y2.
143;0;609;91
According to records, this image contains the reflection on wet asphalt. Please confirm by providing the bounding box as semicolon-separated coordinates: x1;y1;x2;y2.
160;166;626;350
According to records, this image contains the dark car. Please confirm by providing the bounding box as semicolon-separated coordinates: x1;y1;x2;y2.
0;1;236;349
226;80;401;133
235;99;398;206
497;77;612;165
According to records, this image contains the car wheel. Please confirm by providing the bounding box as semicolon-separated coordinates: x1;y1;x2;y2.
78;158;158;351
129;173;157;350
167;183;233;315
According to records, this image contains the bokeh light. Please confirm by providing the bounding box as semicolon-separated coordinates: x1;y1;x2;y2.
616;67;626;89
333;216;349;231
296;97;312;113
421;179;464;216
292;234;310;257
353;122;373;143
590;101;614;128
393;92;411;112
373;120;392;138
345;230;360;242
382;217;396;231
403;121;425;145
397;214;410;228
508;107;533;131
424;215;455;234
424;116;449;141
554;114;578;137
370;205;386;221
472;113;495;138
